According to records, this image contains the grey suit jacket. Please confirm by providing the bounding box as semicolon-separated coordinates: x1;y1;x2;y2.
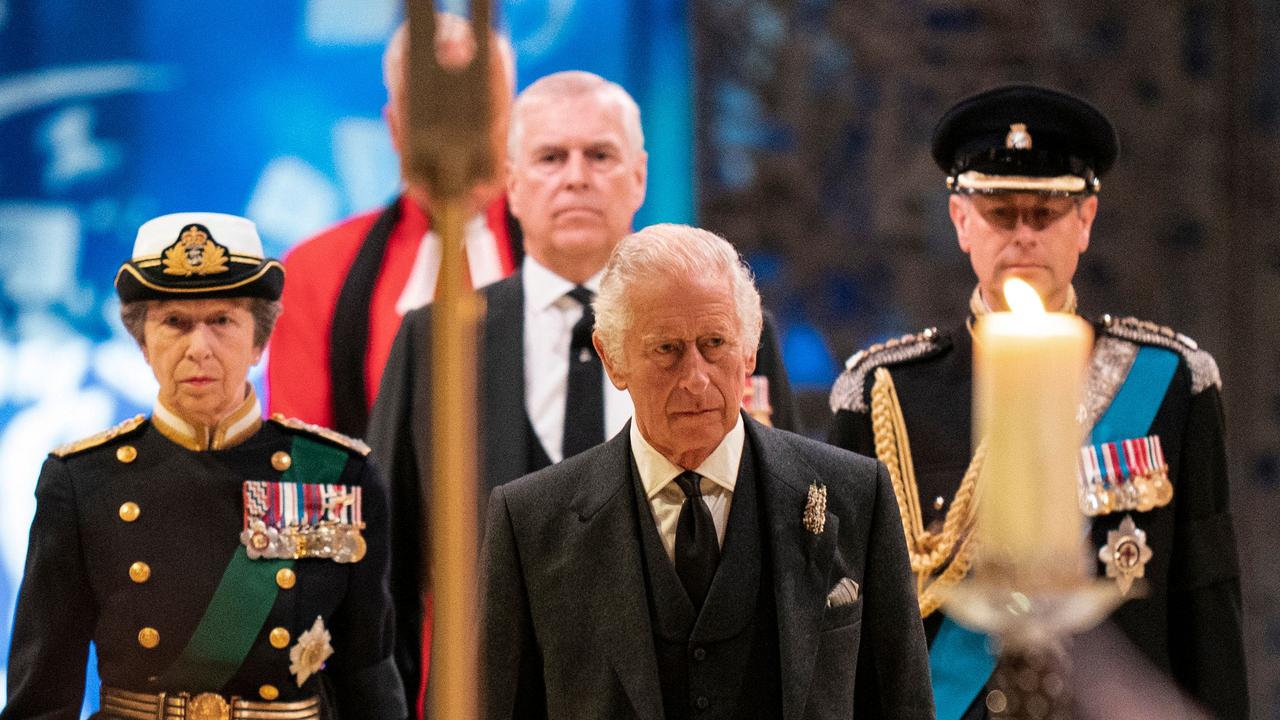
367;271;798;708
481;416;935;720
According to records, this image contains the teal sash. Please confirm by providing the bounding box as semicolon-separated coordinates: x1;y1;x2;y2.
929;344;1178;719
931;617;997;720
1088;346;1178;445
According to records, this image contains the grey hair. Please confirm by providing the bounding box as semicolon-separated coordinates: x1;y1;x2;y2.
594;224;762;369
382;17;516;107
507;70;644;160
119;298;282;349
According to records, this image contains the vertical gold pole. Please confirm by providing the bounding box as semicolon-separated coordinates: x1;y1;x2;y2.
404;2;493;719
428;196;481;720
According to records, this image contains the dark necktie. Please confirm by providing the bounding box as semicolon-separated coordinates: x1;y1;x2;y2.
562;286;604;459
674;470;720;611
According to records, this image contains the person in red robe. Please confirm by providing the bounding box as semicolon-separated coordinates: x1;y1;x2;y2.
267;17;520;438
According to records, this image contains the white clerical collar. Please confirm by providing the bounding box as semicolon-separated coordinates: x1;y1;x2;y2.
152;385;262;451
394;212;503;315
631;414;745;501
522;255;603;314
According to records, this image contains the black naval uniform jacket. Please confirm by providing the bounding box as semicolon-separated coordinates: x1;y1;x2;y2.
827;316;1247;720
1;417;406;720
365;269;798;710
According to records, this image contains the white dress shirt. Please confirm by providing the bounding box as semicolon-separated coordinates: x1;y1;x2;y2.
394;212;507;315
631;415;745;562
522;256;632;463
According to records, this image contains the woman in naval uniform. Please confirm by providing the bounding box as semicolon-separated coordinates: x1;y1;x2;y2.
2;213;406;720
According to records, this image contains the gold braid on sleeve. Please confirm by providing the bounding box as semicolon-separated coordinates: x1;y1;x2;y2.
870;367;986;618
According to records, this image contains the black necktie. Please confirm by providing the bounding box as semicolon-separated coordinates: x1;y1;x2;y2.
562;286;603;459
674;471;720;611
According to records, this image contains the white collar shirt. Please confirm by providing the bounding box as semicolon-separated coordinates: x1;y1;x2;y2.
394;212;506;315
522;255;632;463
631;414;744;562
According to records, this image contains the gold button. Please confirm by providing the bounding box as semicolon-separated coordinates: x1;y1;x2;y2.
137;627;160;649
116;445;137;463
259;684;280;701
986;689;1008;714
119;502;140;523
269;627;291;649
275;567;296;590
271;451;292;472
129;561;151;583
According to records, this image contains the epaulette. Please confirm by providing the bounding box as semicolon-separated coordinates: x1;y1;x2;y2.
269;413;371;456
1098;315;1221;394
830;328;944;413
50;415;147;458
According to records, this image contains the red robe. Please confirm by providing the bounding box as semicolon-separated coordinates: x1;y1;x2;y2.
267;195;515;428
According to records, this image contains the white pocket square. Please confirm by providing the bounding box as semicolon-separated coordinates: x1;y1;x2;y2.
826;577;860;608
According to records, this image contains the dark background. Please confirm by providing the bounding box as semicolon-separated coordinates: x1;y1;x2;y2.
695;1;1279;716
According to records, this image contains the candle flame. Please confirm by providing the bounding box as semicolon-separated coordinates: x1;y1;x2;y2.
1003;278;1046;315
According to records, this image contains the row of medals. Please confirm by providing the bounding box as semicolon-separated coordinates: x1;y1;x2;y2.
1078;468;1173;517
243;518;368;564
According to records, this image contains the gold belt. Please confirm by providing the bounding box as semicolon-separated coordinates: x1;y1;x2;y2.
100;687;320;720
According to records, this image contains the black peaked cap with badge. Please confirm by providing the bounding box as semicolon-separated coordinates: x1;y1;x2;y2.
932;84;1120;196
115;211;284;302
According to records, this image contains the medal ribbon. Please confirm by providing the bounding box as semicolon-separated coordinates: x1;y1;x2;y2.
164;435;354;689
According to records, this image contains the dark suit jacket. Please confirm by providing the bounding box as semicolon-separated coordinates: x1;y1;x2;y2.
480;416;934;720
366;270;797;708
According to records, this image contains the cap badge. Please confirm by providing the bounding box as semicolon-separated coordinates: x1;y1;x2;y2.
1005;123;1033;150
162;223;230;276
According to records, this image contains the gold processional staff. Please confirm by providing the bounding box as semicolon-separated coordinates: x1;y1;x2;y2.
404;3;493;718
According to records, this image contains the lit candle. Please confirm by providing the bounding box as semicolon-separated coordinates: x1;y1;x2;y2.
973;278;1092;585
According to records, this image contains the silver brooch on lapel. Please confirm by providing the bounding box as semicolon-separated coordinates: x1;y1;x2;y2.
1098;514;1153;596
803;482;827;535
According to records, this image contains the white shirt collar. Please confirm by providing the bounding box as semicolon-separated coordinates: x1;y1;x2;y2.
522;255;603;314
631;414;745;501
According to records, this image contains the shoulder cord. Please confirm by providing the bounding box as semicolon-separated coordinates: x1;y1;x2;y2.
870;367;985;617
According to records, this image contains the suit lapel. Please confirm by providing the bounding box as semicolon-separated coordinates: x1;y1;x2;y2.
570;427;664;720
481;273;528;493
748;419;839;720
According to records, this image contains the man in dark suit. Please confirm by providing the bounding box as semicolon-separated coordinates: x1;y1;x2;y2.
480;223;932;719
368;71;796;714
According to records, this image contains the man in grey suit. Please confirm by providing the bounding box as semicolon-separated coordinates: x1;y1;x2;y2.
369;71;796;713
480;224;933;719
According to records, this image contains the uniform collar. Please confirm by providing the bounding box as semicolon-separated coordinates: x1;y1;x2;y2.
969;283;1078;317
521;255;603;314
631;414;745;501
152;385;263;451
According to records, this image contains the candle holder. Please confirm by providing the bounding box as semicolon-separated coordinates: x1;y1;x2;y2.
943;566;1125;719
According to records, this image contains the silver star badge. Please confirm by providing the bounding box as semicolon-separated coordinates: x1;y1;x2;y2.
290;616;335;686
1098;514;1153;596
803;483;827;535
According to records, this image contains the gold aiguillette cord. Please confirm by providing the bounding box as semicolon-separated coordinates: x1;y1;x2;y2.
870;367;986;617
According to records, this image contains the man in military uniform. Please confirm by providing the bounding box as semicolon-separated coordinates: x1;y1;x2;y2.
828;85;1247;719
3;213;405;719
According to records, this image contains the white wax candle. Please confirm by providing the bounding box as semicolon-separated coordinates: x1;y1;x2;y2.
973;303;1092;584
